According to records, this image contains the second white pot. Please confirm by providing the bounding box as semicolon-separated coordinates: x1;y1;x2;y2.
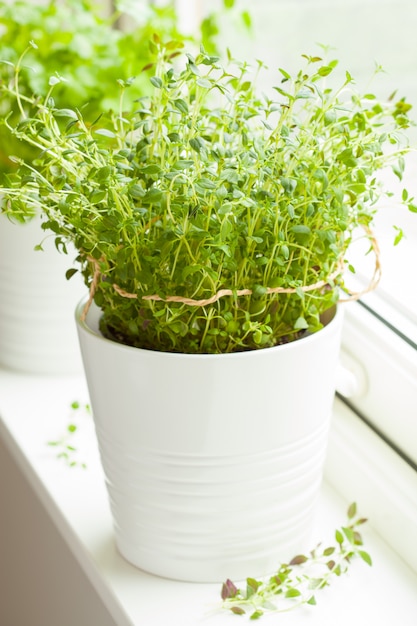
76;300;344;583
0;214;85;374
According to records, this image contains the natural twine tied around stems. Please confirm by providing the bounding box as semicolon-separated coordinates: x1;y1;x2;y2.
80;226;381;322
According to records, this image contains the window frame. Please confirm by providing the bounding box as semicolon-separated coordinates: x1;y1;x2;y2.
326;395;417;575
338;297;417;468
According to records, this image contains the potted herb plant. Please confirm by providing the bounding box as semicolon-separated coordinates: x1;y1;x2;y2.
1;42;414;581
0;0;217;374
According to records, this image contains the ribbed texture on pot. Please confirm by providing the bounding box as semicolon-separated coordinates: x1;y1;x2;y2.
97;422;329;582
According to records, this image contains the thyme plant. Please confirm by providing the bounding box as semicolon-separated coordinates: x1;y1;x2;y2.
220;503;372;619
1;43;414;353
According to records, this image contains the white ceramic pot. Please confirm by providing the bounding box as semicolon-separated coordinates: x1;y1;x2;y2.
0;214;85;374
76;299;344;583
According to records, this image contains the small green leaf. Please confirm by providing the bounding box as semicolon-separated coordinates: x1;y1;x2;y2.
141;164;162;175
189;137;203;153
96;166;113;181
279;67;292;81
252;284;267;298
289;554;308;565
317;65;334;77
150;76;163;88
253;329;263;344
358;550;373;566
197;178;216;190
95;129;116;138
246;577;261;598
65;268;78;280
333;564;342;576
308;578;324;590
280;244;289;260
281;177;297;193
143;188;163;204
291;225;311;236
220;168;239;184
342;526;356;544
231;606;245;615
241;10;252;29
187;60;200;76
54;108;78;120
353;530;363;545
250;610;264;620
294;317;309;331
173;98;189;114
347;502;357;519
392;157;405;180
196;77;212;89
173;159;194;170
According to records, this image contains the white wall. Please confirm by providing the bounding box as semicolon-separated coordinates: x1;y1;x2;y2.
201;0;417;105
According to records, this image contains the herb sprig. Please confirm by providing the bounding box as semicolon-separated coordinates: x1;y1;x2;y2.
221;503;371;619
0;0;239;177
47;400;91;469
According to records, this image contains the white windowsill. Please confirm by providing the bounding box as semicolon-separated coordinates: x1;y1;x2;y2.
1;368;417;625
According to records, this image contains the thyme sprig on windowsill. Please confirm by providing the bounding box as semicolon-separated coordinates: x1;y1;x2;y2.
47;400;91;469
221;503;371;619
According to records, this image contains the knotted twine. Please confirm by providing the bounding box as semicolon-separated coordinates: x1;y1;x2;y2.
80;225;381;322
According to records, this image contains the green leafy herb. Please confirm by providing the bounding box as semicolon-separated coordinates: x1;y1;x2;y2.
47;401;91;469
1;44;415;353
0;0;229;178
220;503;372;619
